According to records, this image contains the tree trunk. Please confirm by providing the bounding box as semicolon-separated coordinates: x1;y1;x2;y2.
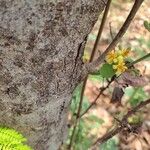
0;0;106;149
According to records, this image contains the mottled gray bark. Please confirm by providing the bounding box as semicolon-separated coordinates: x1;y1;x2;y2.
0;0;106;149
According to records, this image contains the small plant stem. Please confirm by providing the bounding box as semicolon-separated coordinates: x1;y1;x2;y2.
67;81;86;149
67;119;78;150
68;1;112;149
128;53;150;67
123;98;150;120
90;0;112;62
77;0;112;119
109;22;114;40
80;76;114;118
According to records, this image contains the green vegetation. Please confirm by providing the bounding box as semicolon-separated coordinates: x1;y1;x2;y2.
0;126;32;150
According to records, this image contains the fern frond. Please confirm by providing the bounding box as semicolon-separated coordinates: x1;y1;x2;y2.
0;126;32;150
14;144;32;150
0;127;26;143
0;143;32;150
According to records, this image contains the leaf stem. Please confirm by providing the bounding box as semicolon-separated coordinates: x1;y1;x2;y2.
128;53;150;67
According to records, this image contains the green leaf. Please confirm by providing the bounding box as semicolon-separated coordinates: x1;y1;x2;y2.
144;20;150;32
124;87;149;107
100;63;115;78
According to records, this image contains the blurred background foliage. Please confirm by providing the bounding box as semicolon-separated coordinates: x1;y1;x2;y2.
62;0;150;149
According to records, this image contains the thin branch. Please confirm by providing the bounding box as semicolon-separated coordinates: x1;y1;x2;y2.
77;0;112;118
68;1;112;149
91;98;150;148
67;81;86;149
128;53;150;67
83;0;144;75
67;118;79;150
80;76;115;118
90;0;112;62
91;127;122;150
109;22;114;40
122;98;150;122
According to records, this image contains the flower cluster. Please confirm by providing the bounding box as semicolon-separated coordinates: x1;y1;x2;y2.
106;49;130;75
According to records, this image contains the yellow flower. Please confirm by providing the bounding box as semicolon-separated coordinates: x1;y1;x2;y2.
120;49;130;57
113;55;124;63
113;62;128;75
106;50;117;64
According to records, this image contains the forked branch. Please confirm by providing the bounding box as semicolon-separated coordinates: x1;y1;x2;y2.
82;0;144;76
91;98;150;149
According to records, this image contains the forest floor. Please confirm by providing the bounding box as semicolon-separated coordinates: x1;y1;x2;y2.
83;0;150;149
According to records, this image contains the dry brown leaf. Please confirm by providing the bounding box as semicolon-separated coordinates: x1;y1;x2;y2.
111;87;124;104
121;72;148;87
116;72;148;88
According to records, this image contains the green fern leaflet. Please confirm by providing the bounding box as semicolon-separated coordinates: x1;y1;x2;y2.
0;126;32;150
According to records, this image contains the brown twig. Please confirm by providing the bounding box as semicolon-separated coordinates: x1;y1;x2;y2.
80;76;115;118
91;127;123;150
91;98;150;149
128;53;150;67
67;118;79;150
67;82;86;149
68;1;112;149
89;0;112;62
83;0;144;75
109;22;114;40
122;98;150;122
